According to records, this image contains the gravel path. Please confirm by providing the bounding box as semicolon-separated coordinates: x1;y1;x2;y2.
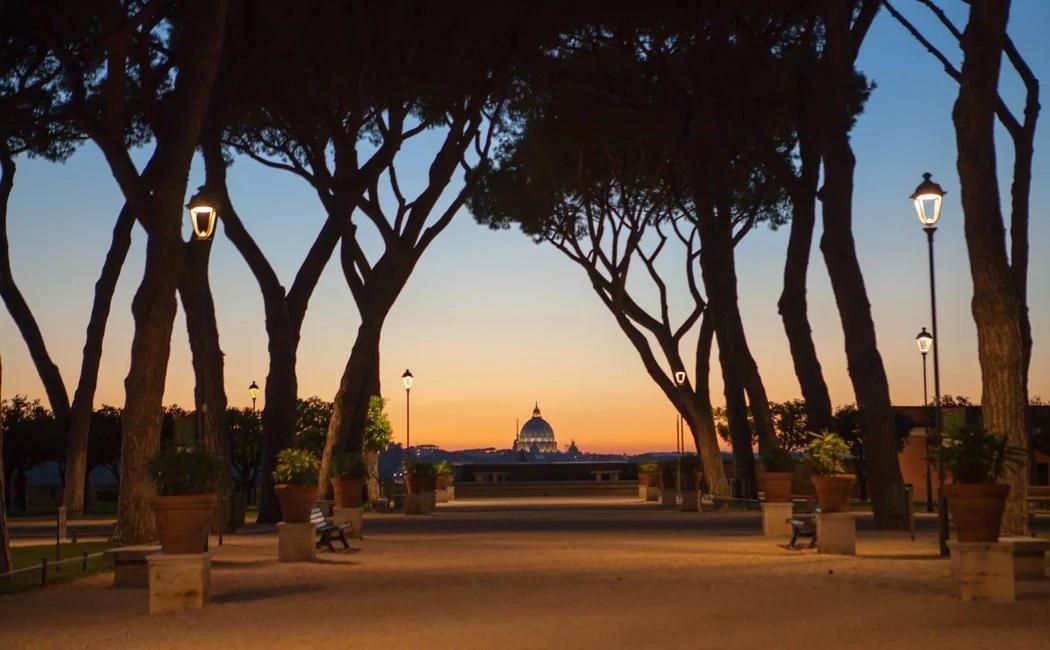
1;498;1047;649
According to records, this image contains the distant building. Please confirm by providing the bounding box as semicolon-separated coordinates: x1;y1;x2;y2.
513;403;559;453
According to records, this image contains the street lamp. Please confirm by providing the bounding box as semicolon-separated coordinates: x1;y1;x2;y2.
674;370;687;499
248;380;260;412
910;172;947;555
915;328;934;512
186;186;219;240
402;369;414;457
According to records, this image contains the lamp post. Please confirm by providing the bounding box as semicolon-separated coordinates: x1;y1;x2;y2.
674;370;687;499
248;380;259;413
911;172;948;556
402;369;414;458
915;328;934;512
186;186;219;240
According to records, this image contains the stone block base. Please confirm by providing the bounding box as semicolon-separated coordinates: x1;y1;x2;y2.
106;544;161;589
426;491;437;510
660;489;676;507
405;493;431;515
816;513;856;555
332;507;363;538
436;488;451;503
639;485;659;501
680;491;698;512
761;502;794;538
447;486;455;501
949;541;1015;602
147;552;210;614
277;522;316;562
999;536;1049;579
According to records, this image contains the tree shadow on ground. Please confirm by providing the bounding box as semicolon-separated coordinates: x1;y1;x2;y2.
212;582;326;604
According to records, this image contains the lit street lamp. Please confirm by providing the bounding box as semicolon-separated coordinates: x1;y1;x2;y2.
402;369;414;457
248;380;260;412
674;370;687;499
910;172;948;555
186;186;219;240
915;328;934;512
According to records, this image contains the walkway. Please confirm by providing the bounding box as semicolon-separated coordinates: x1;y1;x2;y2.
1;498;1048;649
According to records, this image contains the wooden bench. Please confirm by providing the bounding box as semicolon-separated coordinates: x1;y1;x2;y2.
1027;486;1050;512
787;513;817;549
310;506;353;552
589;470;621;482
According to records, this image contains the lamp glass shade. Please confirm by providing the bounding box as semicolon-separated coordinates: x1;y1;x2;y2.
909;173;946;227
248;381;260;400
401;369;414;390
673;370;687;385
915;328;934;355
190;206;218;240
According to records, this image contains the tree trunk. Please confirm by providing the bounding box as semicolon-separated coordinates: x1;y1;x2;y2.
64;204;135;515
953;0;1028;535
690;313;730;496
112;205;185;544
0;150;71;426
180;237;230;534
0;355;11;574
720;355;756;499
819;1;907;530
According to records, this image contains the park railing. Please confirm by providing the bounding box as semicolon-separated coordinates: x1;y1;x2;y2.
1;549;111;589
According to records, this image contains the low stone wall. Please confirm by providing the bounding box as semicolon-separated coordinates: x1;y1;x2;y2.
454;481;639;499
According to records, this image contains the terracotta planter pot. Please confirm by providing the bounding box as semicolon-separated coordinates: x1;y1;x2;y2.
436;475;454;490
638;472;658;487
762;472;793;503
422;476;437;493
810;474;855;513
943;482;1010;542
275;484;318;523
659;467;676;491
405;475;424;494
151;494;216;554
331;478;363;509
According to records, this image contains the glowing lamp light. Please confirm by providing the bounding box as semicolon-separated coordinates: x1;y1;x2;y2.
401;369;414;391
910;172;946;227
915;327;933;355
248;380;260;401
187;187;218;240
674;370;687;385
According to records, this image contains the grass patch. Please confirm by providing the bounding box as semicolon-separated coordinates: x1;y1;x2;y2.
1;541;115;595
6;502;118;521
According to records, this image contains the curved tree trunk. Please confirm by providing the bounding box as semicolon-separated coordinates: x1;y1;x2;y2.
953;0;1028;535
0;150;71;427
818;1;906;530
64;204;135;515
180;237;230;534
690;313;729;496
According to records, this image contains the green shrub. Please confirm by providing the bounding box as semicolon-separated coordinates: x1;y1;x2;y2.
637;461;660;474
149;445;223;496
330;452;367;479
404;458;434;477
806;431;852;475
761;446;796;473
938;424;1025;484
433;460;454;476
273;448;320;485
678;454;701;473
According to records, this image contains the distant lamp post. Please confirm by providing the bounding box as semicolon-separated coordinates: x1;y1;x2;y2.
186;187;219;240
674;370;687;498
248;380;260;412
402;369;414;456
910;172;947;555
915;328;934;512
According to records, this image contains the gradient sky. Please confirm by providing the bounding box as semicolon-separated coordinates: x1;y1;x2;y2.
2;2;1048;454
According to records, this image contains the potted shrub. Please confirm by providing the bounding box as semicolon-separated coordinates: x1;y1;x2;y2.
760;447;796;503
434;460;455;490
273;448;320;523
637;461;660;487
330;452;366;509
806;431;855;513
679;454;701;492
149;445;222;554
939;424;1025;542
404;459;434;494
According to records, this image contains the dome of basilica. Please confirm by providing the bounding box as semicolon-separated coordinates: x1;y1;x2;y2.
513;403;559;453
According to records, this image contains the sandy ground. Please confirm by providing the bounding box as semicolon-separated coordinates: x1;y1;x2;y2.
1;498;1048;649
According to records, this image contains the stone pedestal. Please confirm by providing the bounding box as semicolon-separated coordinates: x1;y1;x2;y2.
999;536;1049;579
639;485;659;501
761;502;794;538
106;544;161;588
680;491;698;512
436;488;451;503
147;553;210;614
277;522;316;562
949;541;1015;602
405;493;430;515
426;490;437;510
816;513;856;555
661;489;676;507
332;507;363;538
447;486;455;502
